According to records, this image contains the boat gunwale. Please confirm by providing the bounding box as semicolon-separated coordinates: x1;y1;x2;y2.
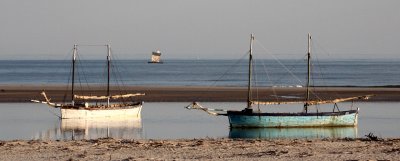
60;102;142;110
226;109;358;116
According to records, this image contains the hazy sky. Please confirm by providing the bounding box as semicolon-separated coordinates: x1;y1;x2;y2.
0;0;399;60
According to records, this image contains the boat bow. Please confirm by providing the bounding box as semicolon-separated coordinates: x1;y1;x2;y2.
185;102;228;116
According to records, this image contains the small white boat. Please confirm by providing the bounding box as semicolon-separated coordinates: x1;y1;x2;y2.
32;44;144;119
148;50;163;63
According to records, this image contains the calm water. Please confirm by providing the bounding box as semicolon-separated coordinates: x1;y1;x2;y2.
0;59;399;87
0;102;399;140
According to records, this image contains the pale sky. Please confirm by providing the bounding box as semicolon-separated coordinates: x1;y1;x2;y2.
0;0;399;60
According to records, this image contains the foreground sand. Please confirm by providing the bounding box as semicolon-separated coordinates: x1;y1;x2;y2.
0;138;399;160
1;84;400;102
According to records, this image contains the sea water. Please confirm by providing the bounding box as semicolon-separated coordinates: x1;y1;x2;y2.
0;102;399;140
0;59;399;140
0;59;399;87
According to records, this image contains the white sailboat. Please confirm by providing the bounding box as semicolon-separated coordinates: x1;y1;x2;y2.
32;44;144;119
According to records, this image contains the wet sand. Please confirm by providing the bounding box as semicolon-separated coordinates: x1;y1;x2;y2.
0;84;399;102
0;138;399;160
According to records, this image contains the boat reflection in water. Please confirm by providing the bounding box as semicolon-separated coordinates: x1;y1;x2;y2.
60;117;143;140
229;127;357;139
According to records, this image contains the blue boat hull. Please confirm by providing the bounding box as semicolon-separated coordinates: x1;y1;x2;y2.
227;109;358;127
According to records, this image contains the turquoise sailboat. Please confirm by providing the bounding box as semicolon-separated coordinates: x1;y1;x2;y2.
186;34;372;128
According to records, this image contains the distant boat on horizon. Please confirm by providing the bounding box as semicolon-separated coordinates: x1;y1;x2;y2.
31;44;145;119
148;50;163;64
186;34;373;128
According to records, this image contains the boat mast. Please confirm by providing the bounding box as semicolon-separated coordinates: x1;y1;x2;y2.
107;44;111;107
304;33;312;113
72;44;77;106
246;34;254;109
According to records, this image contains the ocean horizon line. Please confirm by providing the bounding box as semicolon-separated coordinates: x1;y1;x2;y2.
1;58;400;61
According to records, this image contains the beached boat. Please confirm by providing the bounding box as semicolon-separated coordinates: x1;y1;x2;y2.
148;50;163;64
186;34;372;127
31;44;144;119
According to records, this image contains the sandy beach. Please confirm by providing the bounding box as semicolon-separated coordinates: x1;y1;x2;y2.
0;84;399;102
0;138;399;160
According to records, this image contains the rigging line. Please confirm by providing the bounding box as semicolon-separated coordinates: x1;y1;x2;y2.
255;39;323;103
65;58;72;103
196;52;249;102
75;53;94;98
115;61;132;103
306;42;329;105
110;57;127;103
39;47;74;103
312;39;341;99
309;61;324;108
254;40;304;85
77;44;108;47
259;57;279;101
110;52;128;96
101;56;108;96
207;51;249;89
269;55;306;87
77;54;92;95
304;54;325;104
61;48;75;103
312;38;332;57
312;49;330;101
252;59;261;112
109;48;131;103
75;53;84;97
110;60;122;99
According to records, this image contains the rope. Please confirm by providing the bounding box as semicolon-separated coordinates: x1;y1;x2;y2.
252;59;262;112
64;49;74;103
255;40;305;85
76;44;108;47
312;38;342;99
207;51;249;88
110;52;130;103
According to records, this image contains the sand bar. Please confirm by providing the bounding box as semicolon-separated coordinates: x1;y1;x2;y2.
0;138;399;160
0;84;399;102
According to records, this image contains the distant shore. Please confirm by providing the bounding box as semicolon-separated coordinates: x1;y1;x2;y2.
0;138;399;160
0;84;399;102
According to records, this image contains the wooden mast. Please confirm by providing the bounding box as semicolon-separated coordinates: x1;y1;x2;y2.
107;44;111;107
246;34;254;109
304;33;311;113
72;44;77;106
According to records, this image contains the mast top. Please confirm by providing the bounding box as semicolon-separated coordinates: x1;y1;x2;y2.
249;33;254;56
246;34;254;109
107;44;111;60
73;44;77;61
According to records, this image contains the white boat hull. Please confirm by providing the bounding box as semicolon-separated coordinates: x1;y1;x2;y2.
61;105;142;119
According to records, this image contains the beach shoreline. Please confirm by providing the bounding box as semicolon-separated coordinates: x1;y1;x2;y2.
0;138;399;160
0;84;399;102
